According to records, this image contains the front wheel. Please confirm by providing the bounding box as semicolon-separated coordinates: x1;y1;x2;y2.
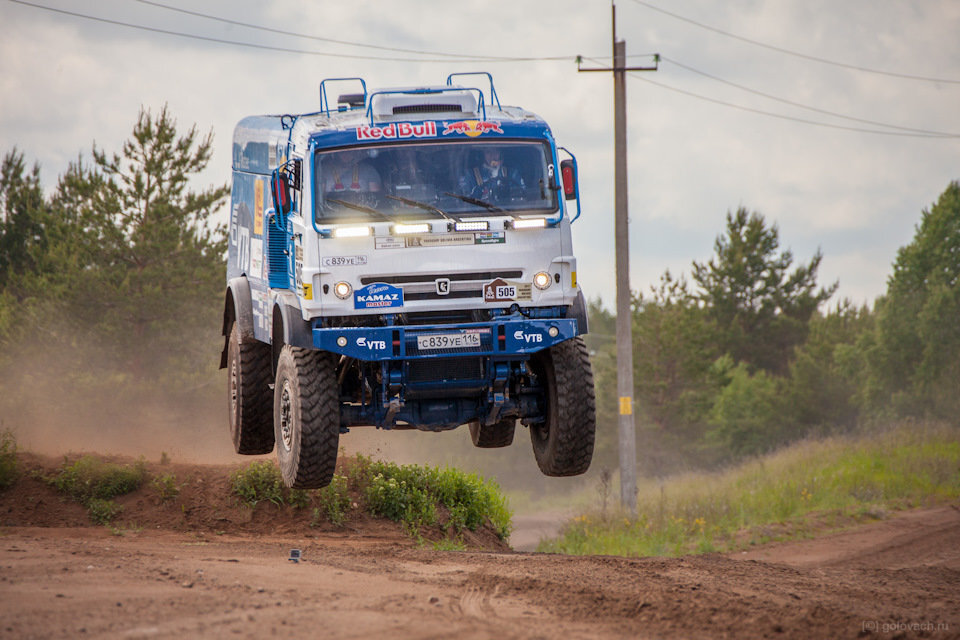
529;337;596;476
273;346;340;489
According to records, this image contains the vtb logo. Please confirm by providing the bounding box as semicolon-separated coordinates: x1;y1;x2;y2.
436;278;450;295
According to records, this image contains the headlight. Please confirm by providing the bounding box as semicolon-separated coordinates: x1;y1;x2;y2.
454;220;489;232
332;226;371;238
393;223;430;235
533;271;552;290
512;218;546;229
333;281;353;299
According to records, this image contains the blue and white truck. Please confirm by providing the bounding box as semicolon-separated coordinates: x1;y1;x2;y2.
220;73;595;488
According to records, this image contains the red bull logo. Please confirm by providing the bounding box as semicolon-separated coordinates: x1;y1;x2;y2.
441;120;504;137
356;122;437;141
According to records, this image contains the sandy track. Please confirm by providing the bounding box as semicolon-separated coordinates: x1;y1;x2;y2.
2;504;958;639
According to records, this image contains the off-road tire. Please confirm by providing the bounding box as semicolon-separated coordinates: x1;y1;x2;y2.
227;322;274;455
469;418;516;448
273;346;340;489
529;336;596;476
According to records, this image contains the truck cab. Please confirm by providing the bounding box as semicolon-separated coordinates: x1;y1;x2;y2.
221;74;596;489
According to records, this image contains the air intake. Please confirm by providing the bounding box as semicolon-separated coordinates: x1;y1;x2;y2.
371;87;479;119
393;104;463;115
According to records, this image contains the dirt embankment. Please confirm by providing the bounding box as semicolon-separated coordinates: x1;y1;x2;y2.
1;455;958;639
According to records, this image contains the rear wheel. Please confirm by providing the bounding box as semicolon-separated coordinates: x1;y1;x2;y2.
469;418;516;448
273;346;340;489
529;337;596;476
227;322;274;455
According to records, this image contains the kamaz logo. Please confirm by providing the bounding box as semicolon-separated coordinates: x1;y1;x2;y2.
514;330;543;343
356;337;387;350
356;293;400;304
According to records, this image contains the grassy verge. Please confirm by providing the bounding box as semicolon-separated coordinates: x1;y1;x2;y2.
539;423;960;557
46;455;148;524
230;454;512;543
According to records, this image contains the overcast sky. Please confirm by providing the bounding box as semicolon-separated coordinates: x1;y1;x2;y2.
2;0;958;309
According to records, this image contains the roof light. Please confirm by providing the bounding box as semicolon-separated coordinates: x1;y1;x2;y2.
332;226;371;238
512;218;546;229
393;223;430;235
454;220;489;232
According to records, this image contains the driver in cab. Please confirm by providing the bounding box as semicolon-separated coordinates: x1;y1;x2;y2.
459;147;524;201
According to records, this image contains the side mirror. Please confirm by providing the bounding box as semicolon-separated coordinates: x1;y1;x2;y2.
272;172;293;215
272;159;302;216
560;159;577;201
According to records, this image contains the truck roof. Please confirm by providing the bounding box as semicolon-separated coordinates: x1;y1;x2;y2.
233;79;553;174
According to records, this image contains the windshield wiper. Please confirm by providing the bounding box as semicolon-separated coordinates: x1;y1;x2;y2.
442;192;504;213
326;198;392;221
385;195;458;222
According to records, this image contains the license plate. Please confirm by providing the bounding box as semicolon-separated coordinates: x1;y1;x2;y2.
416;332;482;350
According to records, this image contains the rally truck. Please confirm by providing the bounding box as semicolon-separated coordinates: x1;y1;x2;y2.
220;73;595;488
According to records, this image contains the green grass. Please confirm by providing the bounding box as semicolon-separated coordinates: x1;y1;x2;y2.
230;461;288;507
87;498;124;525
49;456;147;504
358;457;512;540
151;473;180;503
540;423;960;557
232;456;513;542
313;473;350;526
0;430;18;490
47;455;147;524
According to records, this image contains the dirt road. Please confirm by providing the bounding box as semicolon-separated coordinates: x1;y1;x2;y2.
3;504;958;639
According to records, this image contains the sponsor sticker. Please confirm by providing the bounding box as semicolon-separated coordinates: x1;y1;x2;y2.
321;255;368;267
254;180;264;235
354;282;404;310
405;234;474;248
250;237;263;279
375;236;406;250
483;278;532;302
441;120;504;137
474;231;505;245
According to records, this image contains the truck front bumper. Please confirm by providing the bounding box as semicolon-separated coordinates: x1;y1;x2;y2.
312;317;579;361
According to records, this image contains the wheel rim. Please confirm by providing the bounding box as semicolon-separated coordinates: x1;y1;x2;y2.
279;380;294;451
229;357;239;419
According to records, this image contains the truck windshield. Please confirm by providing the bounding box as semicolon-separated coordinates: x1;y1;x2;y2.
314;140;558;223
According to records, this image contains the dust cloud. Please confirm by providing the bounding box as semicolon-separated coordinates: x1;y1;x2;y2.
0;334;599;509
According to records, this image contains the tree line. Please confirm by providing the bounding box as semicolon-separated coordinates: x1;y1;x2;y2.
588;184;960;474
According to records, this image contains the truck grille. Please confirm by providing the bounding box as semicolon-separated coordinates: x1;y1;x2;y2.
408;357;484;384
360;270;523;301
360;270;522;286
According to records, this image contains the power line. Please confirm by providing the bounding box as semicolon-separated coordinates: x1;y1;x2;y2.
7;0;575;63
580;56;957;138
629;0;960;85
132;0;560;61
629;72;958;138
661;56;960;137
572;57;960;138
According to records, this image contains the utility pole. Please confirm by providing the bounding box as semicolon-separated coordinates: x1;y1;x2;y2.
578;4;658;515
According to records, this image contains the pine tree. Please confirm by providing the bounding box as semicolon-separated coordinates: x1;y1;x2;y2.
692;208;836;375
